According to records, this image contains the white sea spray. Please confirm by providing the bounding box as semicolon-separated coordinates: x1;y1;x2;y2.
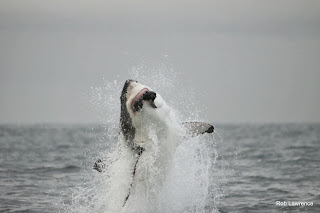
57;62;224;213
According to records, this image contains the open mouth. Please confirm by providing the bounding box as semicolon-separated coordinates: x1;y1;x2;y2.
131;88;149;111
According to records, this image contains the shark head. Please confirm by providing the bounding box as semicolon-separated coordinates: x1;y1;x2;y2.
119;80;169;146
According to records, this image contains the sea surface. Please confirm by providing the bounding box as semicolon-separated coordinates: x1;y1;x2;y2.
0;123;319;212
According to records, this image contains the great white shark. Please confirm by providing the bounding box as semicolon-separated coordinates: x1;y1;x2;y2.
93;79;214;212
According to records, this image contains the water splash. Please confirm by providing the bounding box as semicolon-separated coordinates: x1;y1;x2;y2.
56;63;225;213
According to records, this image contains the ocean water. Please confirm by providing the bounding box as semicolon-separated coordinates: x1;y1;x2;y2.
0;123;319;213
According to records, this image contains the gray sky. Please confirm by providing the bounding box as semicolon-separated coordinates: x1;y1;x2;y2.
1;0;320;124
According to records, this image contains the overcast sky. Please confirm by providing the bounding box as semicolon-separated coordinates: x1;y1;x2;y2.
1;0;320;124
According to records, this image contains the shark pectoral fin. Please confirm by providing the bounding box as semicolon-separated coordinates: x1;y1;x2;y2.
181;122;214;136
93;158;106;172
